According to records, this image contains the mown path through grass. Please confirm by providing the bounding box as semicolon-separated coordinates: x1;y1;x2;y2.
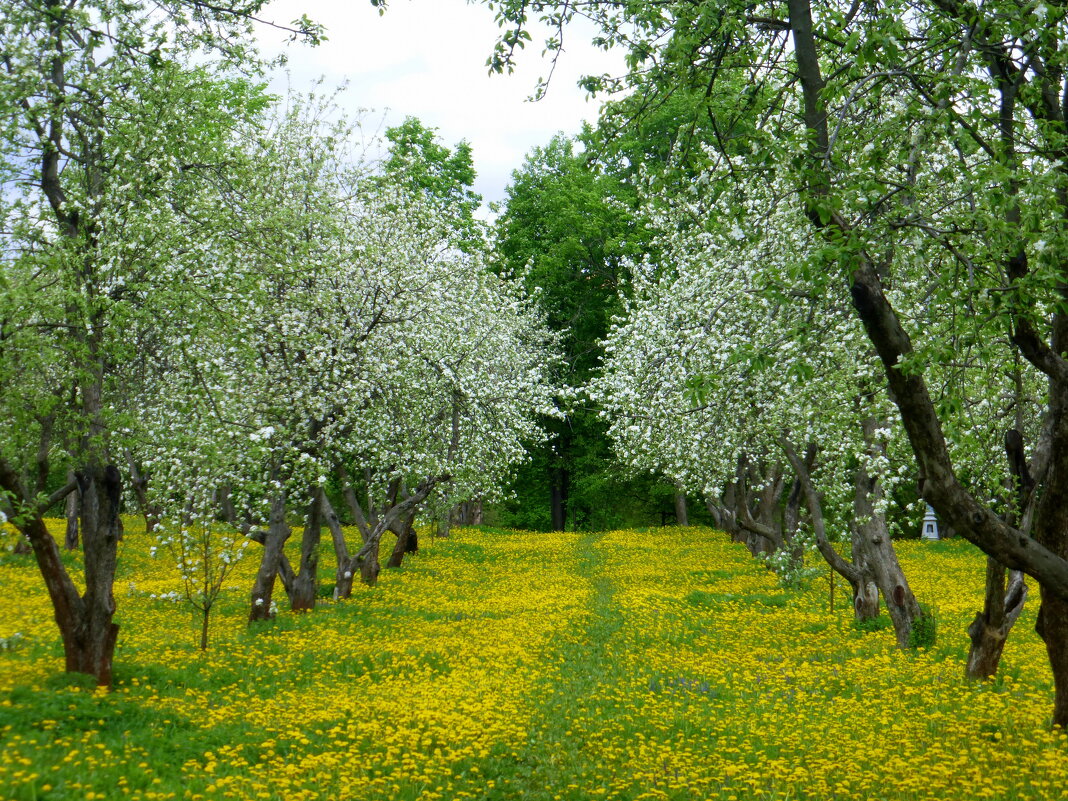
499;532;628;799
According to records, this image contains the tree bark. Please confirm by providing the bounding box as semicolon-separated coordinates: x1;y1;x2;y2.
64;470;80;550
199;606;211;651
386;511;417;569
321;494;351;594
781;439;879;622
0;459;117;684
69;464;122;682
674;490;689;527
967;426;1042;678
968;561;1027;678
1033;398;1068;726
290;487;323;611
249;493;290;623
124;451;159;534
852;417;924;647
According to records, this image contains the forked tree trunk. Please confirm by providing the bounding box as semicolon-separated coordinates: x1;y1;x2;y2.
967;561;1027;678
1;460;123;686
249;494;290;623
336;476;447;593
853;480;922;644
290;487;324;612
967;427;1040;679
706;479;743;541
731;455;785;555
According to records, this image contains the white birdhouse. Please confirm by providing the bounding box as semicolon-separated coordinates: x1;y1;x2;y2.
921;504;940;540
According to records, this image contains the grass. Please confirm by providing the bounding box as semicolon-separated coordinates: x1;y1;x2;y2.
1;520;1067;800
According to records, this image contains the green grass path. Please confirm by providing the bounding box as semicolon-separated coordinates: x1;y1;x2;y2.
494;532;630;799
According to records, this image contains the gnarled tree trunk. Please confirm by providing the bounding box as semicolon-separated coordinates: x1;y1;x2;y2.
386;511;418;569
322;494;351;597
290;487;324;612
249;493;290;623
1;459;121;685
967;426;1042;678
968;562;1027;678
782;439;878;624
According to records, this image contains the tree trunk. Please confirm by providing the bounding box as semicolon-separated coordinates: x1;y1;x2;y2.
848;510;881;621
435;515;452;539
322;495;351;595
66;465;122;683
674;490;689;527
386;512;417;569
967;427;1040;678
854;417;925;647
782;470;808;572
199;606;211;651
706;480;743;541
64;470;80;550
290;487;323;612
339;475;447;592
968;561;1027;678
781;440;876;619
1;460;118;685
338;467;371;545
124;451;159;534
1033;399;1068;727
359;536;382;586
249;493;290;623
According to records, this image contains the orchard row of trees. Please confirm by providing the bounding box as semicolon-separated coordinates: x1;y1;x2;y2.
470;0;1068;728
7;0;1068;736
0;1;557;680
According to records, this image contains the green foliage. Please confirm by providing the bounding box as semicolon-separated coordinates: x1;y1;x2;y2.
490;133;683;529
493;134;644;379
907;604;939;650
382;116;483;251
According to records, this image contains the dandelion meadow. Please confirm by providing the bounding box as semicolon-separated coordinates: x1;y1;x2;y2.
2;521;1067;801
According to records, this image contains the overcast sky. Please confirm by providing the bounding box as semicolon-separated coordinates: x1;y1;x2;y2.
255;0;623;209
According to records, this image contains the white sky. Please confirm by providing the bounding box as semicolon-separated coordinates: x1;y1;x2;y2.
255;0;624;208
